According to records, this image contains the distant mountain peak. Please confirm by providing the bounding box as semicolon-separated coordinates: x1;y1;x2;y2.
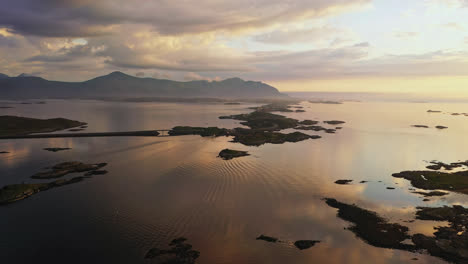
108;71;127;76
0;73;9;79
17;73;36;78
221;77;246;83
104;71;132;78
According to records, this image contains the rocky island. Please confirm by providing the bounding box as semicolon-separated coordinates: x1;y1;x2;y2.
218;149;250;160
43;147;72;152
145;237;200;264
167;102;341;154
325;198;413;250
335;180;353;185
0;177;86;205
0;161;108;205
325;198;468;263
0;115;86;136
32;161;107;179
392;166;468;195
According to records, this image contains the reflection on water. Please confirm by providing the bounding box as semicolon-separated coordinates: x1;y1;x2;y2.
1;100;468;263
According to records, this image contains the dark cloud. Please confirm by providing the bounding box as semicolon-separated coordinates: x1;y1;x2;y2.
0;0;370;37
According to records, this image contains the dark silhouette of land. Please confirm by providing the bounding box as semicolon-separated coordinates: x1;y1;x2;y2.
0;71;287;99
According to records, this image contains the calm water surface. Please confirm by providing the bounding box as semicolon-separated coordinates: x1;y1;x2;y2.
1;100;468;264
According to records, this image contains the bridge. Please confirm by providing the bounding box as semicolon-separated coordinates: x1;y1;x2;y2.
0;130;171;140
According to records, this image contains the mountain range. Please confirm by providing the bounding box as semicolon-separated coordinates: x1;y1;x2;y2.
0;71;286;99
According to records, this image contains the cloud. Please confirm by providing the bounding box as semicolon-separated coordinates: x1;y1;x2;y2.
151;71;172;80
442;22;465;31
0;0;371;37
393;31;419;39
253;26;350;45
1;0;468;87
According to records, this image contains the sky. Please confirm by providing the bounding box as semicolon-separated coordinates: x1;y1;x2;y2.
0;0;468;95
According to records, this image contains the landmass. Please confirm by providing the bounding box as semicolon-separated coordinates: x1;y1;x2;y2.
325;198;468;263
32;161;107;179
248;102;297;113
412;125;429;128
324;120;346;125
426;160;468;171
0;178;85;205
256;235;278;243
256;235;320;250
335;180;353;185
168;126;229;137
43;148;71;152
295;126;336;134
412;191;448;197
231;129;319;146
299;120;319;125
0;115;86;136
1;161;108;205
309;100;342;104
168;102;341;150
294;240;321;250
412;206;468;263
218;149;249;160
0;72;287;100
392;168;468;194
324;198;412;250
145;237;200;264
220;111;299;130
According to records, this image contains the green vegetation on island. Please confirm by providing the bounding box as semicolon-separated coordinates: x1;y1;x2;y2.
0;177;85;205
32;161;107;179
392;169;468;195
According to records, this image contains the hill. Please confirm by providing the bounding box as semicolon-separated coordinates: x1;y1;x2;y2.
0;71;286;99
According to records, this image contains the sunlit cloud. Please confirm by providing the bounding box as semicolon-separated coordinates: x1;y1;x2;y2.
0;0;467;94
